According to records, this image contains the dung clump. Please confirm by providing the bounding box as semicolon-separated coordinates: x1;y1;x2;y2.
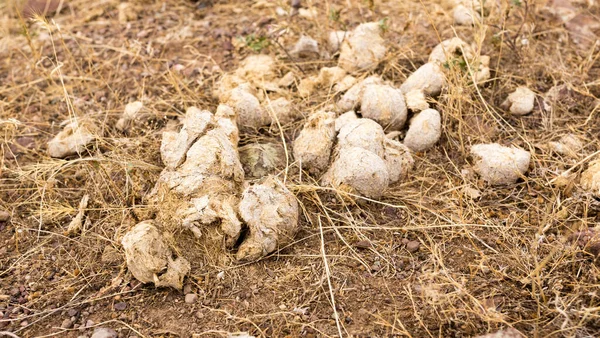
470;143;531;185
236;177;299;262
239;142;286;179
360;84;408;131
121;221;191;289
47;119;98;158
226;86;271;131
323;118;414;198
116;101;146;132
403;109;442;152
338;22;387;73
293;111;337;175
400;63;446;97
580;161;600;195
502;86;536;116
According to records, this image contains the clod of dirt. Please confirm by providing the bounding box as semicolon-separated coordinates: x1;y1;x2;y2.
337;76;383;112
580;161;600;194
236;177;299;262
470;143;531;185
548;133;583;158
160;107;212;170
91;327;118;338
101;246;121;265
47;119;97;158
360;84;408;131
338;22;387;73
323;146;390;198
404;89;429;112
294;111;336;174
289;35;320;58
334;75;358;92
121;221;191;289
502;86;536;116
328;31;347;52
400;63;446;97
226;86;271;130
116;101;144;131
65;194;90;236
403;108;442;152
334;110;359;132
454;4;481;25
406;240;420;253
474;328;523;338
429;37;473;64
239;142;286;178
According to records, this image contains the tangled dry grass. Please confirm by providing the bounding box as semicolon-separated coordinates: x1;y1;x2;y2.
1;0;600;337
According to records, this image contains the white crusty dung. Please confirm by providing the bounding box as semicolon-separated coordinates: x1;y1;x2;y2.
470;143;531;185
403;109;442;152
121;221;191;289
338;22;387;73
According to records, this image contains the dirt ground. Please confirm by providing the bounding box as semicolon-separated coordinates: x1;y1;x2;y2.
1;0;600;337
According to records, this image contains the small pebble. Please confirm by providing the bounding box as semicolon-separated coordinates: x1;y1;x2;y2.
0;211;10;222
406;241;420;253
68;308;79;317
185;293;198;304
195;310;204;319
113;302;127;311
61;318;73;329
91;327;118;338
183;284;193;294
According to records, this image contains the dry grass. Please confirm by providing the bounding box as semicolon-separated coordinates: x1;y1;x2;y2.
1;0;600;337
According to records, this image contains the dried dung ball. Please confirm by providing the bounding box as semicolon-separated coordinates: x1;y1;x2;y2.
234;54;277;82
239;142;286;179
338;22;387;73
403;108;442;152
323;146;390;199
404;89;429;112
47;119;97;158
293;111;336;174
160;107;212;170
328;30;347;52
236;177;299;261
121;221;190;289
226;86;271;130
337;76;383;112
548;133;583;158
337;118;386;157
360;84;408;130
400;63;446;97
334;111;359;132
264;97;299;125
289;35;320;59
470;143;531;185
429;37;473;64
383;138;414;183
580;161;600;194
116;101;145;131
454;4;481;25
502;86;535;116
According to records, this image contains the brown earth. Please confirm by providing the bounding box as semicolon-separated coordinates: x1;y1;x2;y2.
1;0;600;337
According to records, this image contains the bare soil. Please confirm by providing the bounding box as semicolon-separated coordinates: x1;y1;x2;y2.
1;0;600;337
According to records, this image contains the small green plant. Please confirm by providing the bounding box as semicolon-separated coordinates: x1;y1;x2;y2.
329;8;340;22
511;0;522;7
378;17;389;33
241;34;269;52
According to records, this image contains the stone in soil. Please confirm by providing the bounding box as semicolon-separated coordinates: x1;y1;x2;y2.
406;241;420;253
185;293;198;304
91;327;118;338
